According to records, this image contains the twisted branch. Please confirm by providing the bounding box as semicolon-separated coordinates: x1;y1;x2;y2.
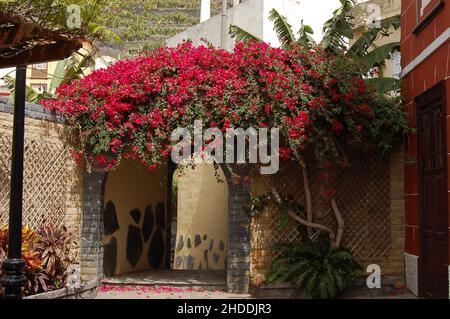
264;182;336;245
301;164;313;237
331;198;344;248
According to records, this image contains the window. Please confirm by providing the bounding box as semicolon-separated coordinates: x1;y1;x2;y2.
32;62;48;70
30;83;47;93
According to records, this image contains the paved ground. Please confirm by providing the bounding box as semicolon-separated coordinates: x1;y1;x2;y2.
96;270;416;299
95;285;253;299
95;284;416;299
103;270;226;289
98;270;251;299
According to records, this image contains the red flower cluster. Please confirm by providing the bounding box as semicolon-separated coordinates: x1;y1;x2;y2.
42;41;406;172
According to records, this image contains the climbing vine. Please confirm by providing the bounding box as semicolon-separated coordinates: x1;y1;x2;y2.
43;41;408;247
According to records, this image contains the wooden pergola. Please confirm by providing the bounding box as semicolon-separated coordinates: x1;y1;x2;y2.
0;13;85;68
0;12;87;299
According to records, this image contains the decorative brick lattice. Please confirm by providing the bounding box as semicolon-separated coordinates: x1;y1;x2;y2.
0;133;70;229
254;150;391;264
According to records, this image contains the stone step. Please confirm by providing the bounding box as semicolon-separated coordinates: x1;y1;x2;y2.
102;270;227;292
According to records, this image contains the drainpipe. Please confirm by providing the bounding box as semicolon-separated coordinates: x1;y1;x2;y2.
221;0;228;49
200;0;211;23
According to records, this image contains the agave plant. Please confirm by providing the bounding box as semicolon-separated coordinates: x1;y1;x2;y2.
229;0;400;93
266;237;363;299
34;224;76;290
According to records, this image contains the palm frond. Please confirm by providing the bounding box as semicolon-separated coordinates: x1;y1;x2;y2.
62;52;96;86
49;60;65;93
347;15;401;58
297;20;315;46
266;239;361;299
320;0;357;53
3;75;40;103
228;24;263;43
268;9;296;49
357;42;400;72
88;23;122;44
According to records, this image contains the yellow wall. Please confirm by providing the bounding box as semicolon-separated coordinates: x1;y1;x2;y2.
103;159;168;275
26;61;59;92
174;163;228;270
26;44;95;94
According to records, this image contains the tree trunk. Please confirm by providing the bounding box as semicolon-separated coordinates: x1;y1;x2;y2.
261;172;345;248
301;164;313;237
331;198;344;248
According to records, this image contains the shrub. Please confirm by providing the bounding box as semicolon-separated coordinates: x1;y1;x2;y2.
42;41;408;178
0;224;75;296
0;226;47;295
34;224;76;290
266;237;363;299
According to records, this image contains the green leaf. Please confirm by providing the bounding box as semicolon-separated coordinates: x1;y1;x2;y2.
268;8;296;49
357;42;400;72
228;24;263;43
297;20;315;46
365;77;400;93
88;23;122;44
49;60;65;93
3;75;39;103
320;0;357;53
62;52;96;86
347;15;401;58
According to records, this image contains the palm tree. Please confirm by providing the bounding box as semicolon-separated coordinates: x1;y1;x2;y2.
1;0;120;103
229;0;401;93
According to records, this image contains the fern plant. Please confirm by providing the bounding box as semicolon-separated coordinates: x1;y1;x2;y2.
267;237;363;299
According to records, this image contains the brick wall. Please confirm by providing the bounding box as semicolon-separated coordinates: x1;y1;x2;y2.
401;0;450;297
222;164;252;294
0;97;83;262
249;150;405;285
80;169;106;281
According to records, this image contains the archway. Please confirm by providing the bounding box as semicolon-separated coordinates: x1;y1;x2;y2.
80;161;252;293
171;163;229;271
102;159;168;276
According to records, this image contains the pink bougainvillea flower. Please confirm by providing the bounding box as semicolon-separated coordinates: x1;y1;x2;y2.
41;40;407;175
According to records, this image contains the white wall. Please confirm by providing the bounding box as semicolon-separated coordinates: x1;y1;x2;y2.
292;0;342;43
167;0;344;50
167;0;264;51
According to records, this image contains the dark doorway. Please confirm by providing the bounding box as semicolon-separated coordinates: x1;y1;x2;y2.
416;81;449;298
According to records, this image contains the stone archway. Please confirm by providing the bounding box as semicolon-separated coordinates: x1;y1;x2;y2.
172;163;229;272
102;159;169;276
80;163;252;294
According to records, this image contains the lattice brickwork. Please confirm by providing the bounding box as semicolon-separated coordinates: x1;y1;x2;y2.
0;133;70;229
251;149;393;273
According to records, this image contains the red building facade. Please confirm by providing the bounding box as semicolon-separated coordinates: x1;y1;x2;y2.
402;0;450;298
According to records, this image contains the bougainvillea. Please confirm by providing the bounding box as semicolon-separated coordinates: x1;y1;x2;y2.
42;41;407;175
